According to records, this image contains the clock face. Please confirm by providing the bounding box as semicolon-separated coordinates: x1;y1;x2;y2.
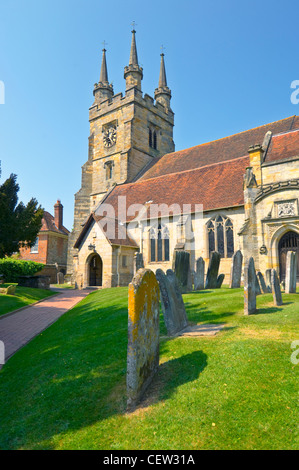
103;127;117;148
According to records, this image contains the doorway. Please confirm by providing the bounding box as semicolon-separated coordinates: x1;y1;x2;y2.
278;231;299;280
88;254;103;287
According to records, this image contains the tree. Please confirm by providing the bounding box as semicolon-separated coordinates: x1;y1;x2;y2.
0;174;44;258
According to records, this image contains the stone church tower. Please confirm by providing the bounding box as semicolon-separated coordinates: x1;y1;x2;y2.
67;30;175;278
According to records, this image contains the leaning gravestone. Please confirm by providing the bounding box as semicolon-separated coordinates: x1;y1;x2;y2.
133;252;144;275
271;269;283;306
166;269;188;322
205;251;221;289
194;257;205;291
57;272;64;285
216;274;225;288
127;269;160;408
156;269;188;336
285;251;297;294
265;269;272;293
254;271;262;295
229;250;243;288
173;250;191;293
257;271;268;294
244;257;257;315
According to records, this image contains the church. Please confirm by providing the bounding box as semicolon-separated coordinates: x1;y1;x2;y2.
67;29;299;289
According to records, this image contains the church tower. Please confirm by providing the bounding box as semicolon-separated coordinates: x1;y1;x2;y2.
67;30;175;279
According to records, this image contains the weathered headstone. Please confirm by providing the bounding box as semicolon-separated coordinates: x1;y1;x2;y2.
173;250;191;293
265;269;272;293
229;250;243;288
285;251;297;294
194;257;205;291
133;252;144;275
205;251;221;289
216;274;225;288
127;269;160;408
244;257;257;315
0;285;16;296
255;271;262;295
271;269;283;306
257;271;268;294
57;272;64;285
156;269;188;335
166;269;188;324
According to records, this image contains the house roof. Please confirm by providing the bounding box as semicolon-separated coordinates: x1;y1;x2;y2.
41;211;69;236
138;115;299;181
264;128;299;164
74;213;139;249
103;155;250;222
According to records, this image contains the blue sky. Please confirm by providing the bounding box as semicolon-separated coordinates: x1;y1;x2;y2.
0;0;299;229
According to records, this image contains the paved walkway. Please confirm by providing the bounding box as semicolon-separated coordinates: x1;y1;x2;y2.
0;289;90;364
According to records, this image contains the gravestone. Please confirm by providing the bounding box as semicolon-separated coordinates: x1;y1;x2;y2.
265;269;272;293
285;251;297;294
166;269;188;322
194;257;205;291
0;285;16;296
254;272;262;295
127;269;160;408
216;274;225;288
18;275;50;289
57;272;64;285
156;269;188;336
244;257;257;315
133;252;144;275
257;271;268;294
173;250;191;293
229;250;243;288
205;251;221;289
271;269;283;306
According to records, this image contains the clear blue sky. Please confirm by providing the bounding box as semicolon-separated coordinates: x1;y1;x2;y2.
1;0;299;229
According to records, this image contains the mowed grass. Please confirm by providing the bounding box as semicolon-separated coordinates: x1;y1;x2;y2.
0;287;298;450
0;284;56;316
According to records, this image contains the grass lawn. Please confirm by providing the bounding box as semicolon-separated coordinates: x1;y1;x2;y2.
0;284;56;317
0;287;298;450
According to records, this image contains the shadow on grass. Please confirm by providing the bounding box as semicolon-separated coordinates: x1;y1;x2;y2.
131;350;208;413
253;306;283;315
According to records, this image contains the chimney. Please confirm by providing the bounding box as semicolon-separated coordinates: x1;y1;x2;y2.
54;200;63;230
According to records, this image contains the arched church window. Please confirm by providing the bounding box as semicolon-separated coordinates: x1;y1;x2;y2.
149;129;152;148
104;161;113;180
153;131;157;149
150;223;170;262
207;215;234;258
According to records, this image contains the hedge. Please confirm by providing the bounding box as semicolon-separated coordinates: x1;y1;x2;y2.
0;258;44;283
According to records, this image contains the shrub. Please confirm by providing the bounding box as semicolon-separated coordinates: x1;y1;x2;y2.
0;258;44;283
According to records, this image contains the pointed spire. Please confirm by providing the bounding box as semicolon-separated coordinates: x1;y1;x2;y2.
124;25;143;91
100;48;108;83
155;49;171;111
93;43;113;105
158;53;167;88
129;29;138;66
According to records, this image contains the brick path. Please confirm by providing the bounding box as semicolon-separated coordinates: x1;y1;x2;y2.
0;289;90;364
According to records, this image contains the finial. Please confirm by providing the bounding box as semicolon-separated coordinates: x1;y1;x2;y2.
102;40;108;51
129;26;139;65
160;44;166;56
131;21;137;32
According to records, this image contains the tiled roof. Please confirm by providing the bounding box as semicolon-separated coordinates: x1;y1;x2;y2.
138;115;299;181
74;213;139;249
103;156;250;222
41;211;69;236
264;129;299;164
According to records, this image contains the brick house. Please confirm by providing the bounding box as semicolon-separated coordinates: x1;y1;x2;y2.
19;200;69;283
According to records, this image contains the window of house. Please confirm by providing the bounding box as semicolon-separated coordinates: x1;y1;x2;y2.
150;223;170;262
122;255;127;268
30;237;39;254
207;215;234;258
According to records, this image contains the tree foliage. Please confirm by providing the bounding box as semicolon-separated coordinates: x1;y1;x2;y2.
0;174;44;258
